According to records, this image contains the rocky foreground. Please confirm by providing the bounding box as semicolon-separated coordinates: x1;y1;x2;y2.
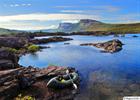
0;48;78;100
0;34;77;100
81;39;123;53
0;65;78;100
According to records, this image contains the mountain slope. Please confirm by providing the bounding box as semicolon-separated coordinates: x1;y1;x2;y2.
0;28;22;35
56;19;140;33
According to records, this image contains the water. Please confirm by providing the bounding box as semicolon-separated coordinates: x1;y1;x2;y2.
19;34;140;100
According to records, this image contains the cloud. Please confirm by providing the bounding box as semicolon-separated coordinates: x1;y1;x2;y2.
102;13;140;23
5;3;31;7
115;14;140;23
98;6;120;12
0;13;100;30
60;10;84;13
0;13;101;22
0;21;58;30
61;20;79;23
55;5;120;12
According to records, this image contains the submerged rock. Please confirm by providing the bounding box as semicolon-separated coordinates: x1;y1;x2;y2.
132;35;138;38
81;39;123;53
64;43;70;45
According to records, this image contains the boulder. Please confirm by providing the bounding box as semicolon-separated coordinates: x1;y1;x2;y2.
0;48;19;70
81;39;123;53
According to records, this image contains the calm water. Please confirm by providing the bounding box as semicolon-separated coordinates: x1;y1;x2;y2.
19;34;140;100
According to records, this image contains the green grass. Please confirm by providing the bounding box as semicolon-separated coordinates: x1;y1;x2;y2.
27;45;40;52
85;23;140;33
6;47;18;53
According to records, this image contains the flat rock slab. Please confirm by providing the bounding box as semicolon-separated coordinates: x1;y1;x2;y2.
0;66;74;100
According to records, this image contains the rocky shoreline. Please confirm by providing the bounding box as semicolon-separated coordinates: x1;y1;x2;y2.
31;37;73;44
0;48;79;99
0;34;77;100
81;39;123;53
0;65;78;100
0;34;73;55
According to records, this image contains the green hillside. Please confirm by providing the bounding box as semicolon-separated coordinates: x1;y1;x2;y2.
86;23;140;33
0;28;22;35
57;19;140;33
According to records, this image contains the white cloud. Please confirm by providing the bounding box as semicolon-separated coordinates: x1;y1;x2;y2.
102;13;140;23
0;13;100;30
0;21;58;30
99;6;120;12
55;5;120;12
0;13;101;22
5;3;32;7
61;20;79;23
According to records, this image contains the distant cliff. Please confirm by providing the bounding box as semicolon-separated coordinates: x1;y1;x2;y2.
46;19;140;33
1;19;140;34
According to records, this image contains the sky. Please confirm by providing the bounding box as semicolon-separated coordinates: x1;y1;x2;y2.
0;0;140;30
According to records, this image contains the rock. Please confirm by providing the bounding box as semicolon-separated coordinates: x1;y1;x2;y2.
0;37;29;49
81;39;123;53
0;60;15;70
0;66;77;99
132;35;138;37
35;66;68;79
0;48;19;70
31;37;73;44
64;43;70;45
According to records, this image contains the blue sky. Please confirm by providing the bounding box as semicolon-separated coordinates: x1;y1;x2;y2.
0;0;139;30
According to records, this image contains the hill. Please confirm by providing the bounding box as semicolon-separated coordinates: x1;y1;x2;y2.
51;19;140;33
0;28;23;35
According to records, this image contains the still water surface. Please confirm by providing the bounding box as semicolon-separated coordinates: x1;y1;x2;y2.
19;34;140;100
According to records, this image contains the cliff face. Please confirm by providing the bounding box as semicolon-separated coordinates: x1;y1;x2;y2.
57;19;104;33
79;19;102;26
58;23;77;32
46;19;140;33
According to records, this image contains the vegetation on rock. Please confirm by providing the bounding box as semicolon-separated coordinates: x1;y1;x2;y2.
27;45;40;52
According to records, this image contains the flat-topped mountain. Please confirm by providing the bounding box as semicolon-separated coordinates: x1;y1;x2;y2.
47;19;140;33
0;19;140;34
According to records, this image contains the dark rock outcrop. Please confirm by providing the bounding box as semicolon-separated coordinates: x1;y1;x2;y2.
0;66;77;100
81;39;123;53
0;37;29;49
132;35;138;37
0;48;19;70
31;37;73;44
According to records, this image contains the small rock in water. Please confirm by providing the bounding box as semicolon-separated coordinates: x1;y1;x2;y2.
81;39;124;53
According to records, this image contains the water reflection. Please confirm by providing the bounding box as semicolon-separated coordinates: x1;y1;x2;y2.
19;34;140;100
